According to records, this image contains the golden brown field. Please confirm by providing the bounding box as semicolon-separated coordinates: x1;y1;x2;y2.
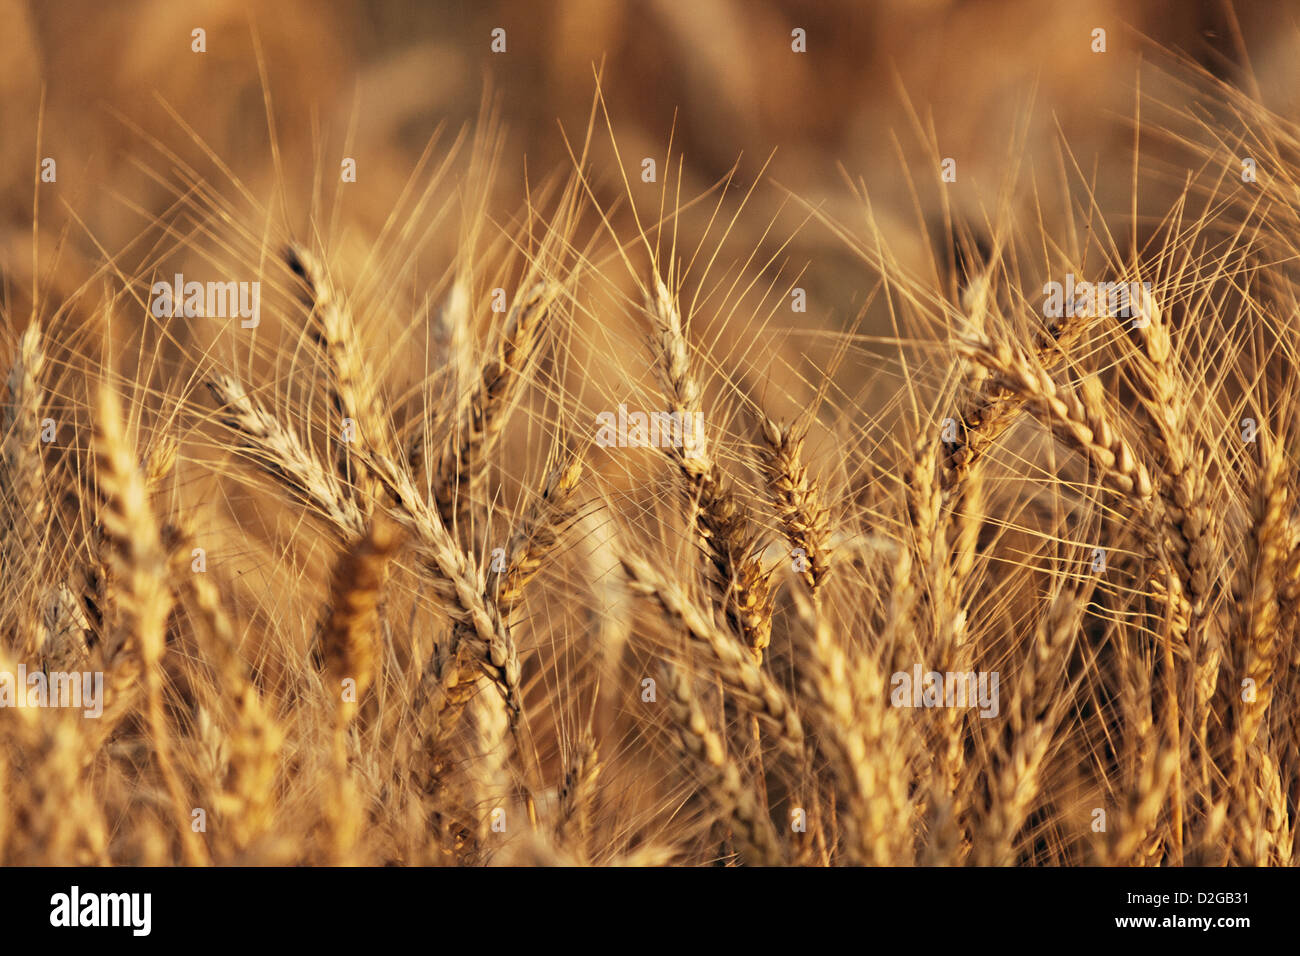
2;0;1299;867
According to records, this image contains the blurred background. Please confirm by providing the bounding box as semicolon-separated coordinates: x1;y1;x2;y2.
4;1;1299;258
3;0;1300;415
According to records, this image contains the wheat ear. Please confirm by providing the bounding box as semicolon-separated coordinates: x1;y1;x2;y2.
286;244;391;494
430;281;557;529
554;728;600;859
660;662;784;865
320;511;403;723
955;333;1155;500
171;519;283;853
646;276;773;663
495;454;584;615
759;416;833;594
0;323;48;652
788;586;910;864
319;511;402;863
620;551;803;753
1227;432;1287;861
94;384;208;866
207;374;365;540
944;274;1099;486
368;452;523;724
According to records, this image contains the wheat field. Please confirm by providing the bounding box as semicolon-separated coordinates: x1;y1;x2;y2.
1;3;1299;868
